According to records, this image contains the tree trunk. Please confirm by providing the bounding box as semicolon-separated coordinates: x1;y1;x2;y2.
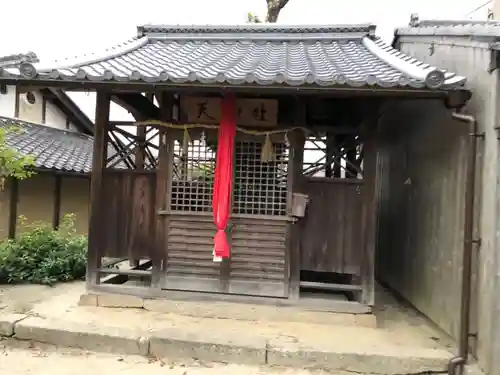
266;0;290;23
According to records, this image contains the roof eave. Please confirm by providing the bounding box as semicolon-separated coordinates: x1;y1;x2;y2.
33;166;90;176
0;76;468;97
22;37;148;74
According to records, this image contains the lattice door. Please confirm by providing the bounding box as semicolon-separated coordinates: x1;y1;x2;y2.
163;132;291;298
228;137;290;297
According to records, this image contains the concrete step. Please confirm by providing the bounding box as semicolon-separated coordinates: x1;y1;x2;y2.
0;313;453;375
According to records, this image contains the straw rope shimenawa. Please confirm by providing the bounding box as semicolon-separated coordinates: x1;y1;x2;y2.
134;119;312;162
133;119;310;136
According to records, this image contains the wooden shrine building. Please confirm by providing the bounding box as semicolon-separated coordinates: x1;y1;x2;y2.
0;24;470;313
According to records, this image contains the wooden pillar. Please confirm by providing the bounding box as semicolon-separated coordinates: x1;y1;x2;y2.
288;100;306;300
135;126;146;169
152;92;173;289
360;120;379;306
325;132;334;178
52;175;62;230
14;87;20;117
87;91;111;287
41;97;47;124
128;94;150;268
333;135;342;178
8;178;18;238
135;92;151;170
346;136;358;178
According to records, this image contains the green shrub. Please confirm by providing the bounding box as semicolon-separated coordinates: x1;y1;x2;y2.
0;214;87;285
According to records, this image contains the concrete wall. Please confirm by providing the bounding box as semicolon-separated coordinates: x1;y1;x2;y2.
0;173;90;239
393;35;499;375
0;85;77;131
59;177;91;235
493;0;500;19
377;99;469;339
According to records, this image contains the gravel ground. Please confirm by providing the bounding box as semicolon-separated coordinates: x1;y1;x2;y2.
0;282;83;314
0;339;338;375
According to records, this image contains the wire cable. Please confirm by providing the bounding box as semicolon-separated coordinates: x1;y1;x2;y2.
465;0;492;17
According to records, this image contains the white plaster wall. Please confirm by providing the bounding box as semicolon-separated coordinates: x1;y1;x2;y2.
0;85;16;117
45;102;78;131
0;86;78;131
18;90;43;124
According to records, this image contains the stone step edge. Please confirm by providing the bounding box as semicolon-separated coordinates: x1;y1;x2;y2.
0;313;451;375
79;292;377;328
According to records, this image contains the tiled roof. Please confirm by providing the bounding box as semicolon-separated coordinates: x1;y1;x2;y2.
0;24;466;90
0;116;93;173
0;52;39;68
395;15;500;38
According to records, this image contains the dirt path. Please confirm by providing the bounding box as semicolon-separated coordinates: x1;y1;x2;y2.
0;339;337;375
0;282;83;314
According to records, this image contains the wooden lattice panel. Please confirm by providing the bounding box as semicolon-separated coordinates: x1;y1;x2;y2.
302;132;363;179
170;137;216;212
233;141;288;216
105;126;160;170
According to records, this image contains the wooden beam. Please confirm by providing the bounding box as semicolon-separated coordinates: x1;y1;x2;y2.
288;100;306;300
299;281;363;292
52;175;62;230
107;130;135;169
99;268;151;277
87;91;111;287
152;91;173;289
109;121;137;126
101;257;127;268
360;114;379;307
112;93;159;120
101;260;152;285
8;178;18;238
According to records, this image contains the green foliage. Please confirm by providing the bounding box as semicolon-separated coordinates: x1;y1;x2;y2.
0;214;87;285
0;126;36;190
247;12;262;23
193;161;215;181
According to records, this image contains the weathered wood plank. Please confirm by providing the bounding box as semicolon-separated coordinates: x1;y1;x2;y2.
289;126;306;300
87;91;110;286
99;171;157;259
300;178;363;275
163;213;288;298
360;123;378;307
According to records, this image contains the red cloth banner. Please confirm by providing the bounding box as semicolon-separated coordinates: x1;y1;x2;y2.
212;94;237;260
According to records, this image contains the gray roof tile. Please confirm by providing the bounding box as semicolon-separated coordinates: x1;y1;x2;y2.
0;116;93;173
396;15;500;38
0;24;466;90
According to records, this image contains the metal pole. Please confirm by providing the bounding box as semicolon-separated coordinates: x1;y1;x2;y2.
447;111;481;375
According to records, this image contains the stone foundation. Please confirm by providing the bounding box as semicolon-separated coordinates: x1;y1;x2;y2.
79;292;377;328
